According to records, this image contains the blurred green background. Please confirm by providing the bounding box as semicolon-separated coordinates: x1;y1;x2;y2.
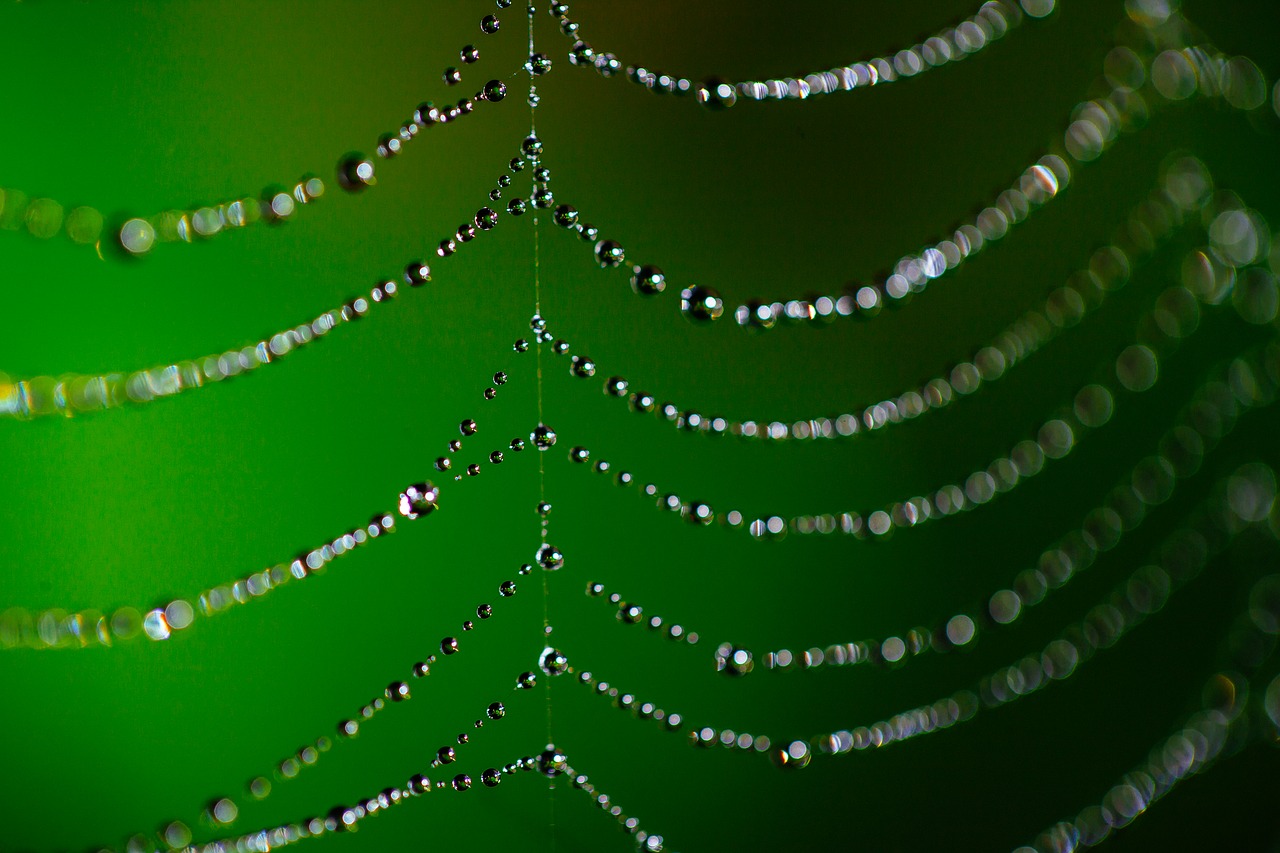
1;0;1279;850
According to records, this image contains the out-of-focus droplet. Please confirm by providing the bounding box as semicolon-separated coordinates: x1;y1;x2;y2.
24;197;63;239
338;155;376;191
398;482;440;519
696;77;737;109
65;206;104;244
1116;345;1158;392
120;218;156;254
1151;50;1197;101
1020;0;1055;18
681;285;724;322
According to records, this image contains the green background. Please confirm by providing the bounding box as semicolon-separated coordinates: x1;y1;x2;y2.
1;0;1279;850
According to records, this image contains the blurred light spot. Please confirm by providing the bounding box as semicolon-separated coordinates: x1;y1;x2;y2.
1116;345;1158;392
65;206;104;244
120;218;156;254
1152;50;1197;100
946;614;975;645
23;197;63;239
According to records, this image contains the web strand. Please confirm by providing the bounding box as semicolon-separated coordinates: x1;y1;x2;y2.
529;2;556;847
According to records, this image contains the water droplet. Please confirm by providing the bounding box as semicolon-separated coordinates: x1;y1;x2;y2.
487;701;506;720
618;603;644;624
681;285;725;321
440;636;459;655
696;77;737;109
715;643;755;675
553;204;578;228
338;155;376;191
209;797;239;825
499;580;517;597
569;40;594;65
517;671;538;689
532;424;557;449
398;482;440;519
452;774;472;791
119;218;156;254
536;543;565;571
480;14;500;34
537;745;567;776
386;681;410;701
539;647;569;676
482;768;502;787
529;53;552;75
595;239;625;267
1116;345;1159;392
403;261;431;287
631;265;666;295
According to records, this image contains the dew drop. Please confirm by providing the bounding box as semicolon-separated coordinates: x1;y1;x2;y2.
681;285;725;322
696;77;737;109
338;155;376;192
484;79;507;101
537;745;567;776
539;647;569;676
397;482;440;519
532;424;557;449
536;543;565;571
631;265;667;295
595;239;626;268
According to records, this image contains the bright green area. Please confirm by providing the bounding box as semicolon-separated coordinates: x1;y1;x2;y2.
1;1;1279;851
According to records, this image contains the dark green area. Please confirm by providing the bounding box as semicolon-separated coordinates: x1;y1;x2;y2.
1;1;1279;851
